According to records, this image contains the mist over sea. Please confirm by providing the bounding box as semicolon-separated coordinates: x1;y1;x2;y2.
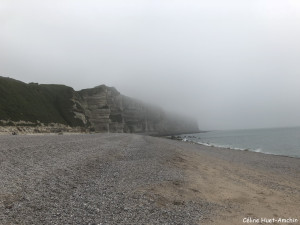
181;127;300;158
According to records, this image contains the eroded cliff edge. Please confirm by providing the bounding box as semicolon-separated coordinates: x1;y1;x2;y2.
77;85;199;135
0;77;199;135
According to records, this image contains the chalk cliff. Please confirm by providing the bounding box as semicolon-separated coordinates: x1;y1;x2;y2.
76;85;199;135
0;77;199;135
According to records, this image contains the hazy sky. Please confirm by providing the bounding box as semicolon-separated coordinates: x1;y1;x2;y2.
1;0;300;130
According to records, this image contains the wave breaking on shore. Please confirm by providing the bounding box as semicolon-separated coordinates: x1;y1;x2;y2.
178;136;300;158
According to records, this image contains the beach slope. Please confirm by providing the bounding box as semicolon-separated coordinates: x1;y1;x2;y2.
0;134;299;224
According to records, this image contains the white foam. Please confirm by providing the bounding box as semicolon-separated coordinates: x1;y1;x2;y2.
254;148;262;152
197;141;255;152
197;142;213;147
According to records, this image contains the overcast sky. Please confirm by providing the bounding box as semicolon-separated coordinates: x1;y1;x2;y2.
1;0;300;130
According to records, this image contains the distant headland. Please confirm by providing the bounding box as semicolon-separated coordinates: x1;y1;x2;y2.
0;76;199;135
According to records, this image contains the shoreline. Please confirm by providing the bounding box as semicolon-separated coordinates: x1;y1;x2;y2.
196;141;300;159
1;133;299;224
167;134;300;159
2;129;299;159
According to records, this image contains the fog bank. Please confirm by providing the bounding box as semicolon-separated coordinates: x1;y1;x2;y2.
1;0;300;130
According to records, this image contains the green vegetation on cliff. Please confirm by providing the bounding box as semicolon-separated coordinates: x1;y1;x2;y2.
0;76;84;126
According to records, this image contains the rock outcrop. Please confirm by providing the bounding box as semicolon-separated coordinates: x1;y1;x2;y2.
76;85;199;135
0;76;199;135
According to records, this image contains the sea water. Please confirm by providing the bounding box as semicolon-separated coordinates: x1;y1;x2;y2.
180;127;300;158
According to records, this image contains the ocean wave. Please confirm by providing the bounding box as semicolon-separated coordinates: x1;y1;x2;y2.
194;141;300;158
180;132;300;158
253;148;262;153
195;141;261;152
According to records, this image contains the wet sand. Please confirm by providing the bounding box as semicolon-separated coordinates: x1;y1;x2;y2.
0;133;299;224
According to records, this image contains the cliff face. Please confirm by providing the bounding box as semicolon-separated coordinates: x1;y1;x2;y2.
77;85;199;135
0;77;199;135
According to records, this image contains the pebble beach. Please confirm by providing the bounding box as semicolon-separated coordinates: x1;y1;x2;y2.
1;133;299;224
